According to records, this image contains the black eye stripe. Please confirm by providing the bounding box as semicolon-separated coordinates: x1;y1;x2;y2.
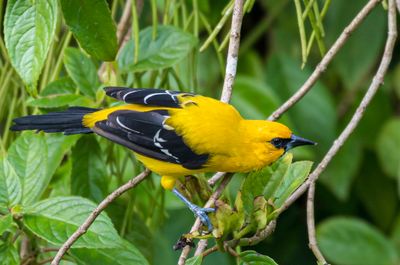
270;137;291;148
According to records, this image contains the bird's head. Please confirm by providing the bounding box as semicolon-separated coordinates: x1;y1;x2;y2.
247;120;316;159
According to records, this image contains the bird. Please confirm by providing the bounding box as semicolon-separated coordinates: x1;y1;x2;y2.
11;87;316;231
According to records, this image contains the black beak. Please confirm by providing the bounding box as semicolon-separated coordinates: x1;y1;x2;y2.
286;134;316;150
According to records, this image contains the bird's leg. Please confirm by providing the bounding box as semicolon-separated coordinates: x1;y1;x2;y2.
172;188;215;231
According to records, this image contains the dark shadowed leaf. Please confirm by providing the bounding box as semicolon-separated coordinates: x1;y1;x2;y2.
326;0;385;89
376;119;400;178
71;240;149;265
24;196;120;248
320;137;362;201
239;250;278;265
118;26;197;72
64;48;101;98
317;217;398;265
4;0;57;92
7;132;47;205
0;158;21;212
71;136;108;203
60;0;118;61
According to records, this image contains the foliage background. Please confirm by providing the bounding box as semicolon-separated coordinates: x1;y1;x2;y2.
0;0;399;264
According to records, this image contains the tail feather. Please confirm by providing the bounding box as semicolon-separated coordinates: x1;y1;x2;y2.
11;107;98;135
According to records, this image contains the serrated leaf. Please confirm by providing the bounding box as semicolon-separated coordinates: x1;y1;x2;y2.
64;48;101;98
7;132;47;205
70;240;148;265
118;26;197;72
60;0;117;61
273;161;312;207
4;0;57;92
23;196;121;248
317;217;398;265
0;243;19;265
0;214;14;235
185;255;202;265
26;94;91;108
0;158;22;212
376;118;400;178
239;250;278;265
71;136;108;203
40;77;77;96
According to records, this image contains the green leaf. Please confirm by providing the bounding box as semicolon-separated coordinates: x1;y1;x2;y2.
26;94;91;108
317;217;398;265
4;0;57;92
64;48;101;98
40;77;76;96
241;154;291;215
263;153;293;200
71;136;108;203
231;75;282;120
7;132;47;205
23;196;121;248
273;160;313;208
320;137;362;201
326;0;385;89
60;0;117;61
0;214;14;235
185;255;202;265
0;158;22;212
71;240;149;265
376;118;400;178
45;134;80;182
0;243;19;265
239;250;278;265
118;26;197;72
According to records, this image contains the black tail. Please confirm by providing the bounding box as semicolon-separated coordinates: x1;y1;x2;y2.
11;107;98;135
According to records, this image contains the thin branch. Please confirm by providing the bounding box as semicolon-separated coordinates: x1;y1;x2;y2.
220;0;245;103
207;171;226;186
50;170;151;265
306;182;328;265
279;0;396;213
268;0;382;121
178;174;233;265
304;1;397;264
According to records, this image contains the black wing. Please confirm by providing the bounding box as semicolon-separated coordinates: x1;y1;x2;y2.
93;109;209;169
104;87;194;108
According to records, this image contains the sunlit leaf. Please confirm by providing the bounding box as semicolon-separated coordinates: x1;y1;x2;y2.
4;0;57;93
185;255;202;265
7;132;47;205
24;196;121;248
26;94;91;108
40;77;76;96
0;158;22;212
0;243;19;265
0;214;14;235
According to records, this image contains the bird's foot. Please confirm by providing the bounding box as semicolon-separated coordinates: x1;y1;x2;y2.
189;205;215;232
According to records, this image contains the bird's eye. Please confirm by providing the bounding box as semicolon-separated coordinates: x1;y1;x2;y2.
270;137;285;148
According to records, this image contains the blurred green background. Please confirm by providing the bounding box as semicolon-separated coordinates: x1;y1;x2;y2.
0;0;399;264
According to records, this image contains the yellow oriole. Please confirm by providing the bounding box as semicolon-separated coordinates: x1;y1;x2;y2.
12;87;315;230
